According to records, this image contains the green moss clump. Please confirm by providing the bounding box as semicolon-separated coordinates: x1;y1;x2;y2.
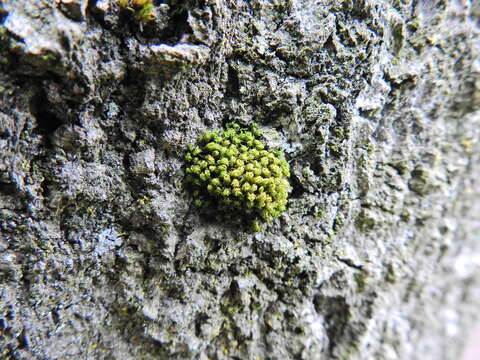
185;123;291;224
118;0;156;22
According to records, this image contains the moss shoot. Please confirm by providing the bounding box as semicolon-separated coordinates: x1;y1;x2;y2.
118;0;156;22
185;123;291;225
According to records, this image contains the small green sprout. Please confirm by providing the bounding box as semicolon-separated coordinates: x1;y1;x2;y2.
119;0;156;23
185;123;291;227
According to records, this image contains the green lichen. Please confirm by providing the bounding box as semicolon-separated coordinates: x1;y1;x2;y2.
355;209;376;233
185;123;291;224
118;0;156;23
354;272;368;292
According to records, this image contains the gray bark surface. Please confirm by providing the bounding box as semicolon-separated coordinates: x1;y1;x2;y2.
1;0;479;359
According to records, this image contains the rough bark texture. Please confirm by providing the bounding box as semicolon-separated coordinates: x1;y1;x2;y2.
1;0;479;359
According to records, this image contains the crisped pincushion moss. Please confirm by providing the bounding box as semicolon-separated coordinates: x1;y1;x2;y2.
118;0;156;22
185;123;291;223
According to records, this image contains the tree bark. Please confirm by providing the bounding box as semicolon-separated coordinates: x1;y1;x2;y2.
1;0;479;359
